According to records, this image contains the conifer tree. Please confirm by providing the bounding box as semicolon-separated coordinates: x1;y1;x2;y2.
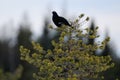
20;14;114;80
87;20;97;55
38;18;53;50
15;13;35;80
100;31;120;80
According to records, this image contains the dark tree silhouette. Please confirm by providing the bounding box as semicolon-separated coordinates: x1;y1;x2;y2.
101;31;115;57
38;16;61;50
87;20;97;55
0;40;10;72
38;18;53;50
52;11;71;27
0;24;17;73
99;30;120;80
14;13;36;80
88;21;95;45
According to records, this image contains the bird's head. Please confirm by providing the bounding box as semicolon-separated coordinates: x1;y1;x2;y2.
52;11;58;16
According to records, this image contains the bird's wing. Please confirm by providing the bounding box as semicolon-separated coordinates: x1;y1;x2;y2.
59;17;71;26
58;22;63;25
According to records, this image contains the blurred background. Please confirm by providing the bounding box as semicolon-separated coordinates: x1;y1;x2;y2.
0;0;120;80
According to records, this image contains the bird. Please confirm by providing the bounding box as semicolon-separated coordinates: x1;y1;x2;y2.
52;11;71;27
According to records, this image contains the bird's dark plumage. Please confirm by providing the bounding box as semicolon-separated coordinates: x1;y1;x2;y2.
52;11;71;27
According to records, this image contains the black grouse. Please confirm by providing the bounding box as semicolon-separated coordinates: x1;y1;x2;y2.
52;11;71;27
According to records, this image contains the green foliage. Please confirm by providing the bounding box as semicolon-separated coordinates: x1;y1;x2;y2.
0;65;23;80
20;15;114;80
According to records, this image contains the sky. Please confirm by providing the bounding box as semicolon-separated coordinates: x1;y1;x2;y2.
0;0;120;56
